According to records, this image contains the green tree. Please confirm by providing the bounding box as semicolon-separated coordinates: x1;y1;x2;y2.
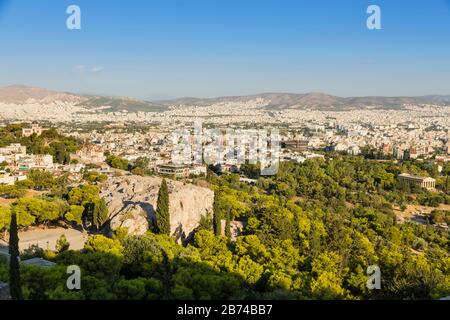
112;227;129;244
83;171;107;183
131;167;145;176
225;209;231;239
0;205;11;231
85;198;108;230
93;198;108;230
133;157;149;170
51;141;70;164
67;184;101;206
56;234;70;253
155;179;170;235
213;191;222;236
445;176;450;193
13;198;60;226
9;211;23;300
64;205;85;225
106;155;129;170
84;235;123;257
27;170;55;190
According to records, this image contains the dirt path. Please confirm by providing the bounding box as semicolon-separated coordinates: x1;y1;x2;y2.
0;227;88;252
394;204;450;223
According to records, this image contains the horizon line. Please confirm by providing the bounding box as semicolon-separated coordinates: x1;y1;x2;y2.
1;83;450;102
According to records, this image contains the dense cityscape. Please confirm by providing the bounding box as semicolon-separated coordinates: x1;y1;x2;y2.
1;1;450;316
0;85;449;302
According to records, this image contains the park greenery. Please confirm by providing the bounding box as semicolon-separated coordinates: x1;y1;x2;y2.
0;173;108;232
105;154;152;176
0;123;80;164
0;155;449;300
105;154;129;171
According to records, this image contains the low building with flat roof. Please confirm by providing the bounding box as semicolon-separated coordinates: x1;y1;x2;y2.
156;164;190;178
282;140;309;152
21;257;56;268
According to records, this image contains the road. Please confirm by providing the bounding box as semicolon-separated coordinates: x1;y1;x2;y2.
0;227;88;252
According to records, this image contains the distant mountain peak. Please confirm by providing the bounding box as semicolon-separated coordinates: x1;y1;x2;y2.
0;85;449;111
0;84;80;104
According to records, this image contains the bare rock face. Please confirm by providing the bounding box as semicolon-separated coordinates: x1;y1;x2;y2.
220;220;246;241
101;175;214;242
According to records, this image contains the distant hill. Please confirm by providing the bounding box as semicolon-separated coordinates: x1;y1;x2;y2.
79;96;166;112
158;92;342;109
0;85;449;112
418;95;450;103
161;92;450;110
0;85;165;112
0;85;80;103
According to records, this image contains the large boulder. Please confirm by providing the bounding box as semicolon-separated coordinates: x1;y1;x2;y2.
101;176;214;242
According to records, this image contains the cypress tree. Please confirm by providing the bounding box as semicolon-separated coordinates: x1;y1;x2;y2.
225;209;232;239
161;250;173;299
213;190;222;236
93;198;108;230
9;212;23;300
156;179;170;235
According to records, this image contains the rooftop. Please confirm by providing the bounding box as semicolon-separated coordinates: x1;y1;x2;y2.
398;173;435;181
21;257;56;268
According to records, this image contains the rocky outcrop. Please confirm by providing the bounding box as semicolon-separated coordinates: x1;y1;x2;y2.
101;175;214;242
220;220;246;241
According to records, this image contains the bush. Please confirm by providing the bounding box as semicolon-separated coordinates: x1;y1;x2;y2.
21;244;45;260
106;155;129;170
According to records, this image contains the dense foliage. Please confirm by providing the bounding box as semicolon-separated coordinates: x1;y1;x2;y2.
1;156;449;300
0;124;80;164
106;155;129;170
0;183;108;232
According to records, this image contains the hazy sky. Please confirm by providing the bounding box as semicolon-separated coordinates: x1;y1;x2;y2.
0;0;450;99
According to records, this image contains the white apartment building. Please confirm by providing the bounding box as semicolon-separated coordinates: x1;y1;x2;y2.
76;144;106;163
0;173;27;185
18;154;54;170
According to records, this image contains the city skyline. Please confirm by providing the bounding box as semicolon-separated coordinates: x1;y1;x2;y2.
1;0;450;99
1;0;450;306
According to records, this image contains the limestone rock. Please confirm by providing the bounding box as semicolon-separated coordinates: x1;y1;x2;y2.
101;175;214;242
220;220;246;241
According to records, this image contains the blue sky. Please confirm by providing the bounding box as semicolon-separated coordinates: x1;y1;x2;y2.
0;0;450;99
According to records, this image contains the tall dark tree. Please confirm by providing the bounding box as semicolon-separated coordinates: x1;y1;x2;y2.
161;250;173;299
213;190;222;236
51;141;70;164
225;209;232;239
155;179;170;235
84;198;108;230
9;212;23;300
93;198;108;230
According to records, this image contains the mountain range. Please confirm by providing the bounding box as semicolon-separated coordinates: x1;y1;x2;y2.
1;85;449;112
